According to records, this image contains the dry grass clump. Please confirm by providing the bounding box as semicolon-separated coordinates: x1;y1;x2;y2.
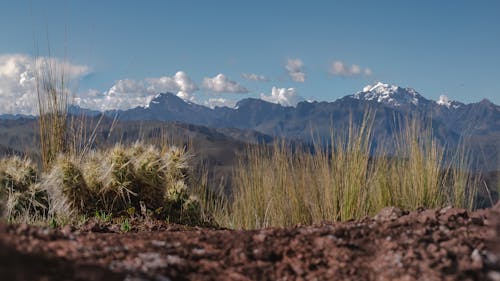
227;114;481;229
35;56;70;171
0;143;202;225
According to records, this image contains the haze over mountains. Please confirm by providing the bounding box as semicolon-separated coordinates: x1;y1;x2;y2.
1;82;499;171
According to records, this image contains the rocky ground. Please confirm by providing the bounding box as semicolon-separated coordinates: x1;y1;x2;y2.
1;204;499;281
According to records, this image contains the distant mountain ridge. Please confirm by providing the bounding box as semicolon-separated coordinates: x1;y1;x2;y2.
1;83;498;171
108;83;498;171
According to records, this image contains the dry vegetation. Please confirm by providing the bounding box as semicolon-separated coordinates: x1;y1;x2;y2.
0;56;485;230
221;113;481;229
0;56;206;227
0;143;205;226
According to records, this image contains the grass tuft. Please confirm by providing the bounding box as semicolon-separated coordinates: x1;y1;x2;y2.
226;113;481;229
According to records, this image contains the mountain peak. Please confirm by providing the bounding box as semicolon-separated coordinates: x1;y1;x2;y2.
147;92;187;108
351;82;425;107
361;82;398;93
436;95;463;109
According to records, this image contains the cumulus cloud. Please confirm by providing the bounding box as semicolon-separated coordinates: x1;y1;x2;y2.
74;71;200;111
75;79;155;111
330;60;372;78
285;58;306;83
146;71;199;100
242;73;269;82
202;74;249;94
260;86;305;107
0;54;89;115
204;98;237;109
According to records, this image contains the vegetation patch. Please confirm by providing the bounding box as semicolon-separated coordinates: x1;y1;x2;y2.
0;143;204;226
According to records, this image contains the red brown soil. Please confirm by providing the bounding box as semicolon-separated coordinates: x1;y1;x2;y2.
1;204;499;281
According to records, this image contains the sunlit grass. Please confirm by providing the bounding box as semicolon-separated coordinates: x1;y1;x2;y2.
224;112;480;229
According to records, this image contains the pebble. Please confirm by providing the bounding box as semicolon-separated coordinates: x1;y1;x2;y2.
151;240;166;247
488;271;500;281
374;207;403;222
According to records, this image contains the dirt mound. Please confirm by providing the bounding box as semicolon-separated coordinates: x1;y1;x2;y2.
1;206;499;281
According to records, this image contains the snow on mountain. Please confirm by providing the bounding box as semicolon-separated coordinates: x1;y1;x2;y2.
351;82;426;107
436;95;463;109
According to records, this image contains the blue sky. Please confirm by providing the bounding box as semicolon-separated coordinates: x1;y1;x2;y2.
0;0;499;114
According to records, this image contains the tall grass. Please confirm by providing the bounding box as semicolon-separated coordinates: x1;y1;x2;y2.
226;112;480;229
35;56;70;171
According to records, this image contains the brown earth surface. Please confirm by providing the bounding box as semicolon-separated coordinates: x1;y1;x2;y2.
1;204;499;281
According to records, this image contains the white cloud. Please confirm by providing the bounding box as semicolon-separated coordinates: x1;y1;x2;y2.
74;71;200;111
202;74;248;94
242;73;269;82
75;79;153;111
146;71;199;101
285;58;306;83
330;60;373;78
204;98;237;109
260;86;304;107
0;54;89;115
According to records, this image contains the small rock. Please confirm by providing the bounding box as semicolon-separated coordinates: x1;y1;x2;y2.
485;251;499;266
469;214;485;226
374;207;403;222
151;240;166;247
488;271;500;281
253;233;266;243
61;225;75;237
166;255;183;265
471;249;484;269
440;208;468;223
192;248;206;256
427;244;439;253
418;210;437;224
15;223;29;235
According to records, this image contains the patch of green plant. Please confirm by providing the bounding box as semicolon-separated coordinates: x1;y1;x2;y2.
49;217;58;229
94;210;113;223
120;218;131;232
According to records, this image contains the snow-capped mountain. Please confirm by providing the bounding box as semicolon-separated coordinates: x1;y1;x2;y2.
350;82;428;107
436;95;464;109
349;82;469;110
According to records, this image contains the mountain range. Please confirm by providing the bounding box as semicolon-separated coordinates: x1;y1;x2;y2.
1;82;499;171
93;82;497;171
